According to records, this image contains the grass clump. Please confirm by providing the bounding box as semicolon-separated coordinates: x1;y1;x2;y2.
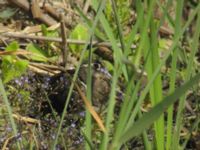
1;0;200;149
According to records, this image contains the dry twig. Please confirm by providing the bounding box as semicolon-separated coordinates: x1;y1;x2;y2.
60;14;68;68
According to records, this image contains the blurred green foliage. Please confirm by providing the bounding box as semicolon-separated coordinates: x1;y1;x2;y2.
1;41;28;83
69;23;89;54
105;0;131;34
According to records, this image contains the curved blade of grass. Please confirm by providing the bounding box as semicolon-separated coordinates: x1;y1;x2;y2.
75;6;106;41
111;78;141;149
138;111;152;150
0;79;21;149
125;0;144;56
166;0;184;149
110;0;125;52
75;83;106;133
90;0;129;149
99;69;119;150
85;37;93;150
134;0;156;66
119;72;200;145
52;0;107;149
125;3;200;130
145;19;164;150
172;4;200;149
157;0;175;29
92;0;128;80
157;0;173;29
181;116;200;150
87;1;122;150
81;129;94;150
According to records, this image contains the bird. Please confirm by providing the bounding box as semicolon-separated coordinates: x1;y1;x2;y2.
78;63;111;107
46;62;111;114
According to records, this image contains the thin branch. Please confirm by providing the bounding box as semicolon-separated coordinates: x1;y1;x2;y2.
1;33;137;49
60;13;68;69
1;33;137;63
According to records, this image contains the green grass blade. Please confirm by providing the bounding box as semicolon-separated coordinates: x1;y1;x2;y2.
180;116;200;150
0;79;21;149
81;129;94;150
119;72;200;145
92;0;128;80
125;3;200;130
145;19;164;150
99;70;119;150
134;0;156;66
52;0;107;149
111;78;141;149
125;0;144;56
75;6;106;41
166;48;178;150
157;0;173;28
110;0;126;52
172;4;200;149
157;0;174;29
90;0;130;148
166;0;184;149
85;37;93;150
139;111;152;150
